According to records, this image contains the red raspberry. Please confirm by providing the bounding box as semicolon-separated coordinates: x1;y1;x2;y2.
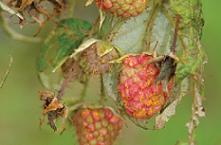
118;54;174;119
96;0;147;18
72;107;123;145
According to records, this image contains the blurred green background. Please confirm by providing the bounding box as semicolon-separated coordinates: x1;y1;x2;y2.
0;1;220;145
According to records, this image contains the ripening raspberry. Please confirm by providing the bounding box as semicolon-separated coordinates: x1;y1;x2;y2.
96;0;148;18
118;54;174;119
72;107;123;145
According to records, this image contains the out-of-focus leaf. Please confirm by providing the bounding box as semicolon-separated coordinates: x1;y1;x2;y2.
37;18;92;72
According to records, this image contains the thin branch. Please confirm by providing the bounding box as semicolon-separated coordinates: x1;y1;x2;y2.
66;0;76;18
80;79;89;101
170;15;181;54
143;3;160;51
161;7;187;52
0;15;42;42
0;55;13;88
186;77;205;145
99;74;105;105
0;1;24;20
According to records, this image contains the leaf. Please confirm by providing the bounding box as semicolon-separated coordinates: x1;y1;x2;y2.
166;0;205;82
37;18;91;89
37;18;92;72
102;66;120;101
70;38;99;58
111;11;149;54
155;99;179;129
155;78;189;129
111;9;172;55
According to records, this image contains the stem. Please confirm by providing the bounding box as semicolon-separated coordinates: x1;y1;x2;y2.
66;0;76;18
187;76;205;145
0;1;23;20
80;79;89;101
0;55;13;88
99;75;105;105
188;81;197;145
170;15;181;54
161;7;187;52
88;17;100;37
143;3;160;51
0;14;42;43
107;18;124;42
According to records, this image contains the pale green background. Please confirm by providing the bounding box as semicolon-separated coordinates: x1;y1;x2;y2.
0;0;220;145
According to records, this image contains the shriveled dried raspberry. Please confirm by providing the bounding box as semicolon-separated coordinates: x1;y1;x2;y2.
118;54;174;119
72;107;123;145
61;58;82;80
79;43;118;75
5;0;66;25
96;0;147;18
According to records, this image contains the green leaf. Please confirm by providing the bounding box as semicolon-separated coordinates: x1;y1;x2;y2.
37;18;92;72
111;9;172;55
111;11;149;54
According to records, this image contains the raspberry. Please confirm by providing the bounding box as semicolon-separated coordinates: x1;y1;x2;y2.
96;0;147;18
118;54;174;119
61;58;82;80
72;107;123;145
79;43;118;75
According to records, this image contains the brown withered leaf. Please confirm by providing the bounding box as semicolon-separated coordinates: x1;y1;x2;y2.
15;0;34;10
39;90;68;132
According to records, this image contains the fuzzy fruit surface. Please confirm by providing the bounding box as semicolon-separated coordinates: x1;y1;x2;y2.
80;43;118;75
96;0;147;18
118;54;174;119
72;107;123;145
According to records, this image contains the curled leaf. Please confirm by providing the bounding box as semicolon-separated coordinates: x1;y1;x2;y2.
155;79;189;129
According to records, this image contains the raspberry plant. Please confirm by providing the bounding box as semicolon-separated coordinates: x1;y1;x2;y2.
0;0;206;145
